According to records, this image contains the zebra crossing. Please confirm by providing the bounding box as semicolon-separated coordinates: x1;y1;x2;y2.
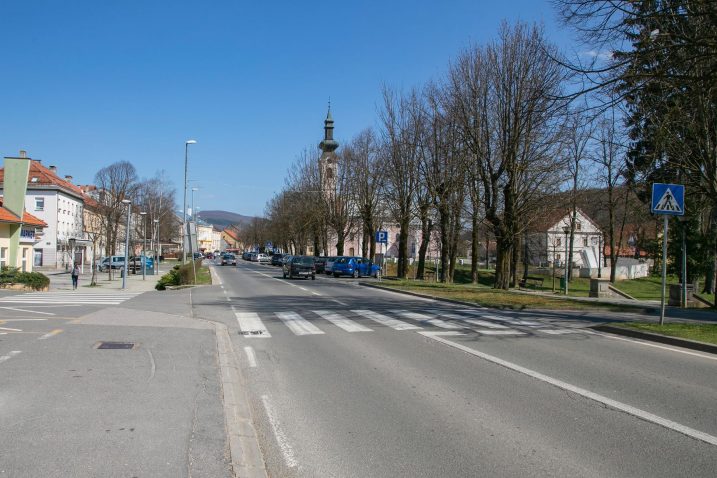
235;308;593;339
0;291;143;306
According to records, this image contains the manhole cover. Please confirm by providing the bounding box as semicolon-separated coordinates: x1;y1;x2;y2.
96;342;137;350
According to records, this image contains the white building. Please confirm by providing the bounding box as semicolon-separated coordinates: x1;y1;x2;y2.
0;160;87;269
527;208;604;270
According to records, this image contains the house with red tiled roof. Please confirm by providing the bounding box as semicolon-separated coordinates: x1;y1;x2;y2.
0;154;87;269
0;152;48;272
221;225;243;251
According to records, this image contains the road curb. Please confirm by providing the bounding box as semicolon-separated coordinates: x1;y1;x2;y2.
213;322;268;478
358;281;487;309
591;324;717;355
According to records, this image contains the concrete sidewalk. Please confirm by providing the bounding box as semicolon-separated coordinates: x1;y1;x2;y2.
47;268;163;292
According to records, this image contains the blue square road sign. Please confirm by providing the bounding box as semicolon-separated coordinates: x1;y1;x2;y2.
375;230;388;244
651;183;685;216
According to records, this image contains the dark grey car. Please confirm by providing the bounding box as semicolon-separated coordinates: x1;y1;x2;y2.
282;255;315;280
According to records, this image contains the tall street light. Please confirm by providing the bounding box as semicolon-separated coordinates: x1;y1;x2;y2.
153;218;159;275
183;139;197;263
121;199;131;290
562;225;570;295
140;211;147;280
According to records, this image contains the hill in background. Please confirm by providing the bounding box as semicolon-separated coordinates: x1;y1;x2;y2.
197;210;256;229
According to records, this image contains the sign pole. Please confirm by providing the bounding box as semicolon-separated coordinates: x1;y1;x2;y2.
660;215;668;326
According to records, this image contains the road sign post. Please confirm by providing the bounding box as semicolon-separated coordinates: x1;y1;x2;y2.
376;231;388;281
651;183;685;325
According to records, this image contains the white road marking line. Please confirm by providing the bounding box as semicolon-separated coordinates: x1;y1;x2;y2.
276;312;324;336
421;331;717;447
38;329;63;340
0;306;56;315
313;310;373;332
461;319;510;329
475;329;526;336
0;350;21;363
593;331;717;362
243;346;257;367
480;314;542;327
351;310;421;330
0;318;47;321
0;326;22;332
235;311;271;338
540;328;595;335
332;299;348;306
261;395;298;468
391;310;463;329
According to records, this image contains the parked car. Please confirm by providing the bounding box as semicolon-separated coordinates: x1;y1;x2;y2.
205;252;214;260
270;253;284;266
332;256;380;278
128;255;154;272
242;251;252;261
314;256;327;274
249;252;258;262
220;253;237;266
281;255;293;267
99;255;125;271
283;255;316;280
256;253;270;264
324;256;340;275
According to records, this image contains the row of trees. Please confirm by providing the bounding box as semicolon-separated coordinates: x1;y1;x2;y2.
255;4;715;294
85;161;178;285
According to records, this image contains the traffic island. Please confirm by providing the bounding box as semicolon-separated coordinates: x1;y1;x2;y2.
592;322;717;355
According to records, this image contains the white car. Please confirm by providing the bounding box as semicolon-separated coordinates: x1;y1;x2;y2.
256;253;270;263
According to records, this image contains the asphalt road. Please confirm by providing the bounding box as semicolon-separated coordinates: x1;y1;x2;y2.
2;261;716;477
211;261;717;478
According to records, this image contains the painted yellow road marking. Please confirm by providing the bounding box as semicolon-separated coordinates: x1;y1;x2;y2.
38;329;63;340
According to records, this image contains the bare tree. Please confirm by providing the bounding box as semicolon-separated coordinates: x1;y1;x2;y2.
94;161;139;279
449;22;568;288
378;86;422;278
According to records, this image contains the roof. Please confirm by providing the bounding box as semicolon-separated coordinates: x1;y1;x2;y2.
222;227;241;242
0;160;85;199
0;200;47;227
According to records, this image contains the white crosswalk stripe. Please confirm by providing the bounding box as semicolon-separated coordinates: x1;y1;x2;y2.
0;291;142;305
351;310;421;330
391;310;463;329
313;310;373;332
231;308;586;339
236;311;271;338
276;312;325;336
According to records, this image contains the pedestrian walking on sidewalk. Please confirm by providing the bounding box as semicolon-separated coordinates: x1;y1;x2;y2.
71;262;80;290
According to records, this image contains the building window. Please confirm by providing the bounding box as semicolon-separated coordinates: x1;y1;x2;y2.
22;248;27;272
556;237;561;247
0;247;6;268
583;236;589;247
556;253;561;261
576;221;582;231
35;197;44;211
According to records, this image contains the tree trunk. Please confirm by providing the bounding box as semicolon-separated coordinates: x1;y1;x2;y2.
439;206;450;283
397;217;410;278
471;214;479;283
494;233;512;289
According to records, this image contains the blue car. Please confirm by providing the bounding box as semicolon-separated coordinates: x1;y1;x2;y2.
332;256;380;278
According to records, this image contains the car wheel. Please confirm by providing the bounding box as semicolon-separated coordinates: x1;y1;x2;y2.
283;271;287;278
352;270;359;278
333;272;339;278
311;274;315;280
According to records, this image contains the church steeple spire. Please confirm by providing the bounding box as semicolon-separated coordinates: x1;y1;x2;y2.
320;101;338;153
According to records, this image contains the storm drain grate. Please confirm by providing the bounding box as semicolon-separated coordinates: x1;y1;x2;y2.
96;341;137;350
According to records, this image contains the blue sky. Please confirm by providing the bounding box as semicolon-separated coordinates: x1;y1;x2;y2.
1;0;576;217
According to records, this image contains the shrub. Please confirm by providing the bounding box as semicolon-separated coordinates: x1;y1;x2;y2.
155;265;181;290
0;266;50;290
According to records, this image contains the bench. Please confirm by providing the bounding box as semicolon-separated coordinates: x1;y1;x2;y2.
519;275;544;289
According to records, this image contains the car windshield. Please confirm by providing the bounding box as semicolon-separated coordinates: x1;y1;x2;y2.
294;256;314;265
225;254;235;259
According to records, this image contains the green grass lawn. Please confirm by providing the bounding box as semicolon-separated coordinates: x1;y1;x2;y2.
377;280;632;311
194;266;212;285
618;322;717;345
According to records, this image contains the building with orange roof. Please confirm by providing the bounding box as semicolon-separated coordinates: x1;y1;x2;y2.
0;152;48;272
0;153;87;269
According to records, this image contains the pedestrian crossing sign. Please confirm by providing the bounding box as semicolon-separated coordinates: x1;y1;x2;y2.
651;183;685;216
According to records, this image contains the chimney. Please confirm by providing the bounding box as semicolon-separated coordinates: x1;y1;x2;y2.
19;150;27;158
49;165;57;173
65;175;73;182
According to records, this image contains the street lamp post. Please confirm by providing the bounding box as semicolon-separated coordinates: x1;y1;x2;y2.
140;212;147;280
121;199;131;290
182;140;197;263
153;219;159;275
562;225;570;295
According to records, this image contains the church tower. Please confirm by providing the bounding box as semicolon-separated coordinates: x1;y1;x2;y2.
318;104;338;198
